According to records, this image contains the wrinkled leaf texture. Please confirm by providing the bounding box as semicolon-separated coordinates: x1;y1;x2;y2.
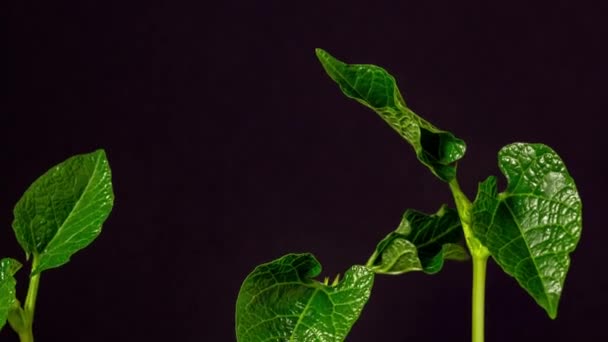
472;143;582;318
236;253;374;342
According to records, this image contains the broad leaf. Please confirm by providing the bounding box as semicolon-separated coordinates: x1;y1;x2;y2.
369;206;468;274
315;48;466;181
12;149;114;274
0;258;21;331
235;253;374;342
472;143;582;318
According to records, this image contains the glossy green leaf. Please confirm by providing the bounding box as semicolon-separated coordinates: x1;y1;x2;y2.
369;206;468;275
471;143;582;318
315;48;466;181
235;253;374;342
12;149;114;274
0;258;21;331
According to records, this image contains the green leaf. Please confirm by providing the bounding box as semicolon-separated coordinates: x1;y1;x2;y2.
12;149;114;274
315;48;466;181
0;258;21;331
235;253;374;342
369;206;468;275
471;143;582;318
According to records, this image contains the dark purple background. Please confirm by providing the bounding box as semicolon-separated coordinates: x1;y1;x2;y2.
3;1;607;341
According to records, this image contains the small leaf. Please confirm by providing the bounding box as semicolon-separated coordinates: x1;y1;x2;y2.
369;206;468;275
472;143;582;318
0;258;21;331
12;149;114;274
315;48;466;181
235;253;374;342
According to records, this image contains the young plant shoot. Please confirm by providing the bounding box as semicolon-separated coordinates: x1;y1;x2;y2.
235;49;582;342
0;150;114;342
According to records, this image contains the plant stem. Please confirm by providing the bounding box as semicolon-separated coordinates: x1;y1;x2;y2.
472;253;488;342
18;327;34;342
448;179;490;342
365;250;379;268
18;255;41;342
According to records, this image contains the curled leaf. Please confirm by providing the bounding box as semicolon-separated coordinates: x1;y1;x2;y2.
369;206;468;275
316;48;466;181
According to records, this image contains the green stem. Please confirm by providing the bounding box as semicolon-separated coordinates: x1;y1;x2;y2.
472;253;488;342
18;255;41;342
365;250;379;269
448;179;472;235
448;179;490;342
18;327;34;342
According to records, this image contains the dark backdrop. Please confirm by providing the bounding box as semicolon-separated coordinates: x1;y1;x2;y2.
3;1;607;341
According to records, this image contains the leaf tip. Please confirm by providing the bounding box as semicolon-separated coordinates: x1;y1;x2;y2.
314;48;333;60
545;297;559;319
314;48;343;72
92;148;109;162
1;258;22;276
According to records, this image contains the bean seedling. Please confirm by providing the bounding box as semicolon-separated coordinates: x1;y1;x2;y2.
235;49;582;342
0;150;114;341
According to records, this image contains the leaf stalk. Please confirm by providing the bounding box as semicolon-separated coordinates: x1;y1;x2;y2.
18;255;40;342
448;178;490;342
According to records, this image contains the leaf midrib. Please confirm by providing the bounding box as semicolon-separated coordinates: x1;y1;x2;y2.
290;287;321;342
322;54;394;112
40;153;102;258
383;239;421;273
500;196;551;312
413;221;460;250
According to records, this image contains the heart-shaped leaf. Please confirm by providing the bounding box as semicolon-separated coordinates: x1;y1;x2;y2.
0;258;21;331
471;143;582;318
235;253;374;342
12;149;114;274
369;206;468;275
316;48;466;181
